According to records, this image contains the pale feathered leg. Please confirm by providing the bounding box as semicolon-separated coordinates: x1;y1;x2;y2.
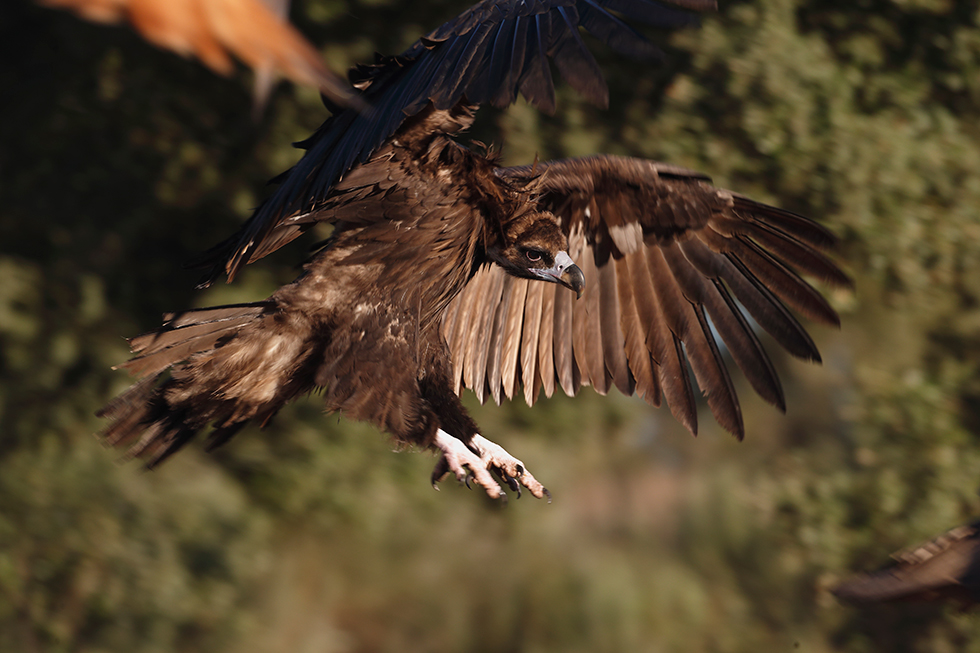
431;430;551;501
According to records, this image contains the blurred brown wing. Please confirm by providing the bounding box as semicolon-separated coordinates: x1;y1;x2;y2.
40;0;354;108
444;154;851;438
833;522;980;605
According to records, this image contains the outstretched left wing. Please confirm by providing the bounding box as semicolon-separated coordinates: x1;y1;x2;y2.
443;154;851;438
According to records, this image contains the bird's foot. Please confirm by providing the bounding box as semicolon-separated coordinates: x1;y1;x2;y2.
431;430;551;502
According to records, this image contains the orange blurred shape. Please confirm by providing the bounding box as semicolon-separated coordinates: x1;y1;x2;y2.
39;0;353;104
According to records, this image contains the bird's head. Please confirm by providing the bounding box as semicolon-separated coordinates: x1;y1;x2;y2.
488;210;585;298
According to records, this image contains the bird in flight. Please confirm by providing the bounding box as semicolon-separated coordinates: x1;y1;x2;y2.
38;0;356;108
98;0;850;500
833;522;980;606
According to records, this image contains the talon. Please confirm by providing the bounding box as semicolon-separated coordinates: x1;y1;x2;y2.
430;455;450;490
472;434;549;500
503;471;521;495
430;430;548;501
493;468;521;497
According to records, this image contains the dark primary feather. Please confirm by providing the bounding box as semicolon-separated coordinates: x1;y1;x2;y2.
193;0;711;285
445;155;851;439
833;523;980;605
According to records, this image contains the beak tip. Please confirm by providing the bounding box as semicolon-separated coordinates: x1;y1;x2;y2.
560;263;585;300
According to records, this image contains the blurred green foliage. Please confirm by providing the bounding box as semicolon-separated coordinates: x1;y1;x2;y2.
5;0;980;650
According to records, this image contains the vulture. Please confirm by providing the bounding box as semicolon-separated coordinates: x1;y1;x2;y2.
38;0;355;108
833;522;980;606
98;0;851;500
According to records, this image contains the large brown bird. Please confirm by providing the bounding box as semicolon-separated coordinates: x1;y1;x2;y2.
98;0;850;500
833;522;980;606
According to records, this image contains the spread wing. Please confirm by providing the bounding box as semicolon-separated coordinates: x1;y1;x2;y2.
442;154;852;438
40;0;352;107
196;0;714;284
832;523;980;604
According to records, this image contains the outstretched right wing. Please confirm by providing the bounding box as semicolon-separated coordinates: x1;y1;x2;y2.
444;154;850;439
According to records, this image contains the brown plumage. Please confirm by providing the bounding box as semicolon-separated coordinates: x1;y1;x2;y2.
38;0;355;108
98;0;850;499
447;156;851;437
833;522;980;606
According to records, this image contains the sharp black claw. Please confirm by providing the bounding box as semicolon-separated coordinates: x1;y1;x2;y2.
431;456;449;489
464;472;473;490
499;470;520;494
543;487;552;504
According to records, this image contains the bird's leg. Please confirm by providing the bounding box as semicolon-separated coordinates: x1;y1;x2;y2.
430;429;551;502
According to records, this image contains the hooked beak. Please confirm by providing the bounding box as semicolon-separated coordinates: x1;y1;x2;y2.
533;251;585;299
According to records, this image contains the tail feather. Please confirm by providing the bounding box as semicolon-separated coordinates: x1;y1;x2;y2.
122;303;276;378
204;422;249;453
99;376;200;462
138;420;199;468
98;301;287;465
96;375;157;421
124;420;167;461
159;302;275;329
98;377;162;448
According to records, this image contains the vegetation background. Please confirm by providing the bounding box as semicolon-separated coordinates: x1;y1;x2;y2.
4;0;980;650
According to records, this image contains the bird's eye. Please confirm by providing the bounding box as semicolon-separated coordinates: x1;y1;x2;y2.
525;250;542;262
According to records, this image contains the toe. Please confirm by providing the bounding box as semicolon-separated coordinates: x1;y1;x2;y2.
430;456;450;490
